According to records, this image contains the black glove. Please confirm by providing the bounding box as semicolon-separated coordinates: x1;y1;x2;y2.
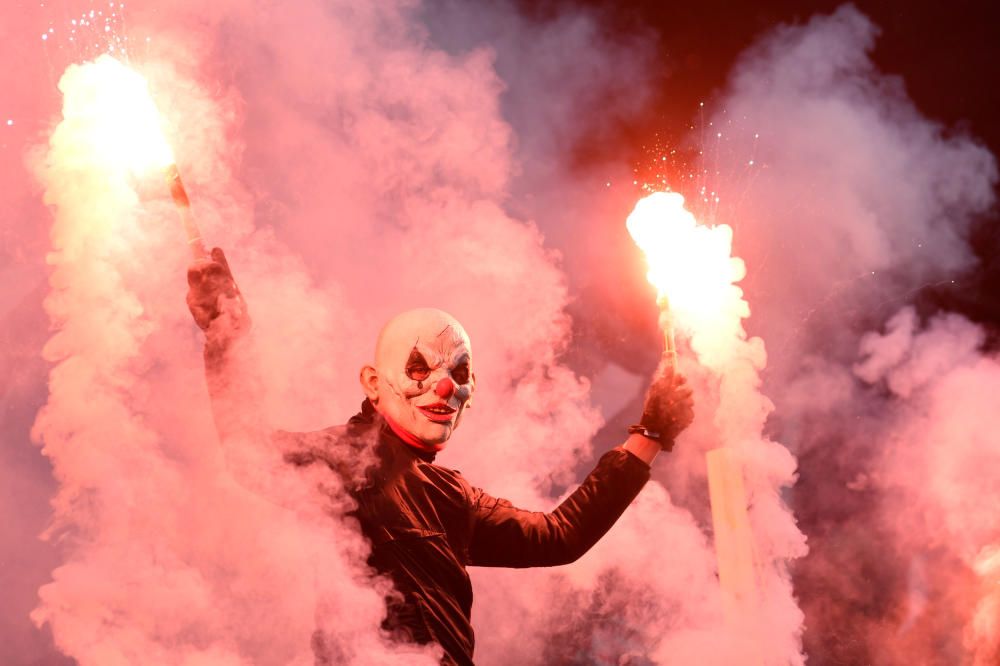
631;362;694;452
186;247;250;342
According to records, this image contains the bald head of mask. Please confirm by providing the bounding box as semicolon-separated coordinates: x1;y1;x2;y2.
360;308;476;450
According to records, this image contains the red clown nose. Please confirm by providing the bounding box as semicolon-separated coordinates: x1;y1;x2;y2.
435;377;456;399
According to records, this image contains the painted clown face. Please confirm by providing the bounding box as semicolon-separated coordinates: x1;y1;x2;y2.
361;308;476;451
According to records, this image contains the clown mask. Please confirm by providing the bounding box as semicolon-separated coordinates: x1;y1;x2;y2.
360;308;476;451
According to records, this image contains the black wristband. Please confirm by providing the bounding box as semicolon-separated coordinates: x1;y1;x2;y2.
627;424;661;441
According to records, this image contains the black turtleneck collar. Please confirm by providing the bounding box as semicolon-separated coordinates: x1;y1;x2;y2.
349;398;438;464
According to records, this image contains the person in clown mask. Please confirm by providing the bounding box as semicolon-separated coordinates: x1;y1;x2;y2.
187;249;694;666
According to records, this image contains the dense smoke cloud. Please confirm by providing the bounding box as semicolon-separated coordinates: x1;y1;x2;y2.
705;6;994;358
856;308;1000;662
699;5;997;663
30;51;441;664
2;1;996;665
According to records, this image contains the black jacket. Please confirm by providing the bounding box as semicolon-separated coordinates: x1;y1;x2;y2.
283;401;650;665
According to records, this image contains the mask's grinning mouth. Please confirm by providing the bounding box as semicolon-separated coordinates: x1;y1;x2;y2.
419;403;457;419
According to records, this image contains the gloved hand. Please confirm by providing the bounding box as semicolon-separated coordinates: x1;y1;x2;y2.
186;247;250;346
633;360;694;452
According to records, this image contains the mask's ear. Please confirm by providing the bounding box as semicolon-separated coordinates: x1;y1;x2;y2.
466;371;476;408
359;365;379;403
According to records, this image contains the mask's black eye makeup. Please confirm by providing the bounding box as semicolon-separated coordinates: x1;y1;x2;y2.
452;362;470;385
405;350;431;382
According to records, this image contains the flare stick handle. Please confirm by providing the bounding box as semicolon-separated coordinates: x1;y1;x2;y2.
657;295;678;375
165;164;208;261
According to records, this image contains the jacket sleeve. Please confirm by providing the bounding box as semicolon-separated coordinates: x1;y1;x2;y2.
466;448;650;568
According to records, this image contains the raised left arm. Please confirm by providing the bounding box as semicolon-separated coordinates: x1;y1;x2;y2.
466;445;651;568
467;365;694;568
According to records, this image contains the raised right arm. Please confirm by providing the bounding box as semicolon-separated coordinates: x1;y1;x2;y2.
187;248;278;490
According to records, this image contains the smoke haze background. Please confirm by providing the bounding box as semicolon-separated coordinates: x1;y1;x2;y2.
1;2;997;666
698;8;998;663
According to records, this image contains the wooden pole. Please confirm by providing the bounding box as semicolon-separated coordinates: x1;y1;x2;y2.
706;448;764;663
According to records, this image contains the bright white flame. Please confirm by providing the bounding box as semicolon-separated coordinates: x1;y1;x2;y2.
57;54;175;175
626;191;748;360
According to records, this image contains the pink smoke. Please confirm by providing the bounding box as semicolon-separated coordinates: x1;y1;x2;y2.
853;308;1000;663
2;1;996;665
698;5;997;663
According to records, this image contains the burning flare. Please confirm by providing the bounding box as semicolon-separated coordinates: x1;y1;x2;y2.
626;191;748;367
60;54;175;175
57;54;206;258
